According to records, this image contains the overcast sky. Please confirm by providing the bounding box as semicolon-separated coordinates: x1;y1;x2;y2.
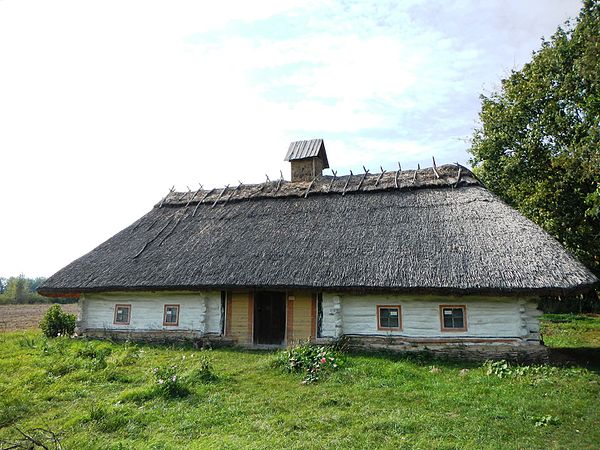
0;0;583;278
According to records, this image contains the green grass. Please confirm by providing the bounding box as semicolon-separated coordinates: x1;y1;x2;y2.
1;330;599;449
541;314;600;348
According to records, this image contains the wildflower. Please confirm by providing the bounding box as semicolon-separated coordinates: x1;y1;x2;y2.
171;375;177;382
182;355;186;360
158;379;164;384
152;368;158;373
320;357;327;364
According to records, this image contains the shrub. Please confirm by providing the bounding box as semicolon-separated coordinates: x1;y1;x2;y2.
39;305;76;338
275;342;344;384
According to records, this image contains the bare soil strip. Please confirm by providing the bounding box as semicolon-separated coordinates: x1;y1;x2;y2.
0;303;79;332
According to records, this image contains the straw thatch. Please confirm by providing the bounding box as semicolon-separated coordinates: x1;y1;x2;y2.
38;164;597;297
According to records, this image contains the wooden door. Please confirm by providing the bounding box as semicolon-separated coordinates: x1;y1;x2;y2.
253;291;286;345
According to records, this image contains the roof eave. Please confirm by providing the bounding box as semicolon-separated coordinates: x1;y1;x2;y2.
37;282;599;299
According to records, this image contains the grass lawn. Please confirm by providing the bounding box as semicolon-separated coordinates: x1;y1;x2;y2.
1;322;599;449
541;314;600;348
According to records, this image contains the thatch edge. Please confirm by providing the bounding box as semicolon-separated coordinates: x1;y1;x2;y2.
38;281;598;298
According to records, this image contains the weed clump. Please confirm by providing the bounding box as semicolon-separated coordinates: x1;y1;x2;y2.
187;354;218;384
39;305;76;338
152;365;189;398
274;342;344;384
482;359;560;381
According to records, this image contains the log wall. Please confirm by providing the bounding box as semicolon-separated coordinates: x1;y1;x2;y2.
320;293;541;345
80;291;222;334
79;291;544;355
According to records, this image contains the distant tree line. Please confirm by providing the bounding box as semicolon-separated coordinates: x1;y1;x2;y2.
0;275;77;304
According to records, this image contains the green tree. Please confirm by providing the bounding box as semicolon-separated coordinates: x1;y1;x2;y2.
469;0;600;279
4;275;30;303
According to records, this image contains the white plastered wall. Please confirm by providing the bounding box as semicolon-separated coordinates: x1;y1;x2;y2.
320;293;541;341
79;291;222;334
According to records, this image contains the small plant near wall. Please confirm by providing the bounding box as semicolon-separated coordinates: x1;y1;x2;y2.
274;342;344;384
39;304;76;338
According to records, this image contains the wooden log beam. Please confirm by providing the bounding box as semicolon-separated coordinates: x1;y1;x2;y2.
192;188;215;217
304;176;317;198
211;185;230;208
356;166;370;191
185;183;203;208
342;171;353;196
328;170;338;191
432;156;440;179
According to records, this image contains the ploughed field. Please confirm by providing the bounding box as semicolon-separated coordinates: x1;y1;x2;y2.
0;303;79;332
1;317;599;450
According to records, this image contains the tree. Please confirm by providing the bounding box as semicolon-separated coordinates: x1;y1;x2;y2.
5;275;29;303
469;0;600;280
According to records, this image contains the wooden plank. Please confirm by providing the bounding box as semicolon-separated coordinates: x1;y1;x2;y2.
290;292;313;343
311;293;317;340
229;291;250;343
248;292;254;344
286;295;294;344
225;291;232;336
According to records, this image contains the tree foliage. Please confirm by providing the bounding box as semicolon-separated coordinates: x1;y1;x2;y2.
469;0;600;278
0;275;76;304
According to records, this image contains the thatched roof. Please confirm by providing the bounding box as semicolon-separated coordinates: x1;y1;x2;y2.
39;164;598;297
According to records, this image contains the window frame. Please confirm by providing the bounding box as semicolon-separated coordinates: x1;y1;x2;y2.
113;304;131;325
377;305;402;331
439;305;467;332
163;304;180;327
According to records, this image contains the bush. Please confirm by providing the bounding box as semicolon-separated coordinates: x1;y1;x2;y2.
275;342;344;384
39;305;77;338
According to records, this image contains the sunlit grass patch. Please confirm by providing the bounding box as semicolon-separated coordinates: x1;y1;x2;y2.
0;328;598;449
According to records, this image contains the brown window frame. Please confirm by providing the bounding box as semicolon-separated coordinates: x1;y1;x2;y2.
163;304;180;326
113;304;131;325
439;305;467;332
377;305;402;331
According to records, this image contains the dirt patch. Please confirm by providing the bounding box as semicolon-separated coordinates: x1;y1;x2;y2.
0;303;79;332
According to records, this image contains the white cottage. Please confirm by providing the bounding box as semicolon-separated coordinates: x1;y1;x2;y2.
39;140;598;360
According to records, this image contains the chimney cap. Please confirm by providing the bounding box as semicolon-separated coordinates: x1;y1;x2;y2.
284;139;329;169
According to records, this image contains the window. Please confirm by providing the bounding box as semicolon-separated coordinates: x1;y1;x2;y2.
377;305;402;330
440;305;467;331
114;304;131;325
163;305;180;326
